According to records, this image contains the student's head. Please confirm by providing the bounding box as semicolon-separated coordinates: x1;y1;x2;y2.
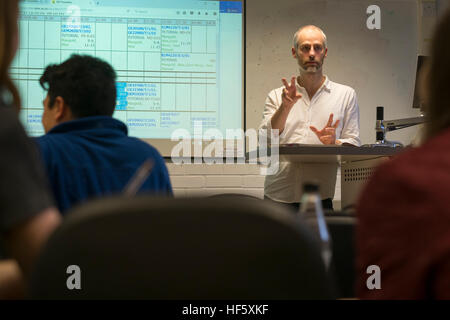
292;25;328;75
39;55;117;133
424;8;450;140
0;0;21;109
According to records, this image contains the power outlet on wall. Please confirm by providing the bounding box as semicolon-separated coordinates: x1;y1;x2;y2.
422;1;437;17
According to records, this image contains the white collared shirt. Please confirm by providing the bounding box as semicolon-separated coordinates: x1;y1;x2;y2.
259;76;361;203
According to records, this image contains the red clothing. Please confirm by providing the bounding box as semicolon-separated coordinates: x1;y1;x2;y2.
356;128;450;299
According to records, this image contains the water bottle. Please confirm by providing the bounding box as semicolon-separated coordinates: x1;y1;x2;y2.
298;183;332;270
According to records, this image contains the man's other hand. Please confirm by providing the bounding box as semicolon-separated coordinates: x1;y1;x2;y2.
310;113;340;145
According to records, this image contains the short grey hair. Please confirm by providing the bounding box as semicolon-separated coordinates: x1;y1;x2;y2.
293;25;328;49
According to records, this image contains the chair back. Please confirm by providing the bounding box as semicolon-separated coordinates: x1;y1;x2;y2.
30;196;336;299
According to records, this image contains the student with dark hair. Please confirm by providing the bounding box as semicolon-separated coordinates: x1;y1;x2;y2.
0;0;61;298
356;8;450;299
39;55;117;120
36;55;173;214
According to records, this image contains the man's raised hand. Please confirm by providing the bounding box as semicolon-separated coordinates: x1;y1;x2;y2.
310;113;340;145
281;76;302;111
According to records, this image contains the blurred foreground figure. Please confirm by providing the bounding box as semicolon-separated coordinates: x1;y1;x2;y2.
356;8;450;299
0;0;60;299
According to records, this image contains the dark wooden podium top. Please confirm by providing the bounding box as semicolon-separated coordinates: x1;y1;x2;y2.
248;144;405;163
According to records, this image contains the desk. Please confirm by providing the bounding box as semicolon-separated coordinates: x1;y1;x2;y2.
248;144;404;209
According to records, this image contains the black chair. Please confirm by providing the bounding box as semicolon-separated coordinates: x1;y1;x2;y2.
325;212;356;298
29;196;336;299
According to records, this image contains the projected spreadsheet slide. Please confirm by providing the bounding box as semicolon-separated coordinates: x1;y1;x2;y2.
12;1;242;139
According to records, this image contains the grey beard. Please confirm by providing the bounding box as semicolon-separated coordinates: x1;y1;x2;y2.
299;64;318;75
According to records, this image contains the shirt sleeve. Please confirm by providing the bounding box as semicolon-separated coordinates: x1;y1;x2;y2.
259;89;284;145
0;107;54;233
259;89;279;132
337;89;361;146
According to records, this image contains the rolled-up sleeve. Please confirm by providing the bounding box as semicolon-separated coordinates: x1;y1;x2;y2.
338;89;361;146
259;89;282;132
259;89;283;145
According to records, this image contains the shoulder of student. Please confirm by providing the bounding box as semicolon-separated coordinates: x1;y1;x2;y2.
127;136;166;160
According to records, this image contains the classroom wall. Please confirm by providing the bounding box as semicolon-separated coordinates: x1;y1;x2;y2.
169;0;437;204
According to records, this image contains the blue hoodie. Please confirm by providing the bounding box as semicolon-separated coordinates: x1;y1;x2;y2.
36;116;173;214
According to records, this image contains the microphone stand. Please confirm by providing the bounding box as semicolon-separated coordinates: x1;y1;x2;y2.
366;106;427;148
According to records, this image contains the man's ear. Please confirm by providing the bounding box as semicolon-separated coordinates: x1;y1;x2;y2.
292;47;297;59
324;47;328;58
53;96;67;121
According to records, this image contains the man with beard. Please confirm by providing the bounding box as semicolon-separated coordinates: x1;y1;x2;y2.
259;25;361;210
